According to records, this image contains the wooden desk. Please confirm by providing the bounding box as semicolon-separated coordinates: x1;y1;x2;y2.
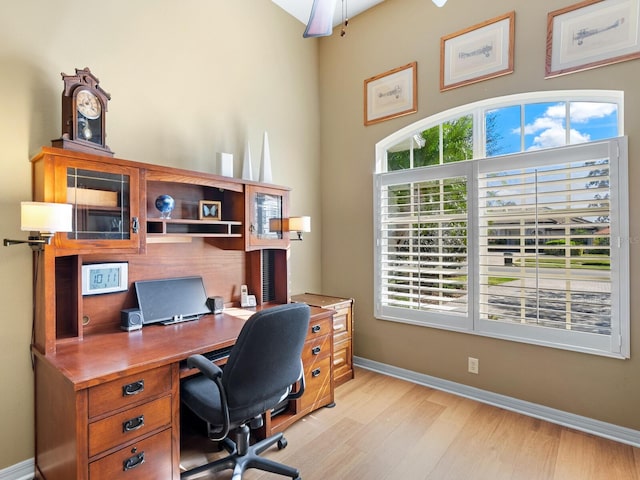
34;306;334;480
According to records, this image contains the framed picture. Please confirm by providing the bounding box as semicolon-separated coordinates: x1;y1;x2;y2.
546;0;640;78
199;200;221;221
364;62;417;126
440;11;515;91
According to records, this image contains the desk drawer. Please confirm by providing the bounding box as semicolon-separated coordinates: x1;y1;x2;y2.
89;428;172;480
331;304;351;335
307;315;331;339
300;355;331;412
301;334;331;364
333;339;352;382
88;365;172;418
88;395;172;457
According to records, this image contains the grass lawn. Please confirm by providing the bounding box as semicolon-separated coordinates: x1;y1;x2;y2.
519;256;610;270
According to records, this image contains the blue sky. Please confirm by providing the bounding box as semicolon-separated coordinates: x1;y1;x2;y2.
486;102;619;156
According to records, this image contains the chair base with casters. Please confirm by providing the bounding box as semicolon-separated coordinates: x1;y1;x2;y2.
181;421;300;480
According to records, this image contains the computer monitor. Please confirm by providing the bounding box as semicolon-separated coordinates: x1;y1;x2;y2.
134;276;210;325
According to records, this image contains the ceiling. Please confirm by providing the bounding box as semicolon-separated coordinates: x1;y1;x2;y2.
272;0;385;28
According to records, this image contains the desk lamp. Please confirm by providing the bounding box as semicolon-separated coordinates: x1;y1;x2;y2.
3;202;73;251
286;216;311;241
269;216;311;241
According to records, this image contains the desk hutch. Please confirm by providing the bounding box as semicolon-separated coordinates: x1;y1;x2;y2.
30;147;344;480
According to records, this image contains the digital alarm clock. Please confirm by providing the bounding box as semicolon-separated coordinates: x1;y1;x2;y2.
81;262;129;296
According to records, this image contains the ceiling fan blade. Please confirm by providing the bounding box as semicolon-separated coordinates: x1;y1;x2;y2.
304;0;339;38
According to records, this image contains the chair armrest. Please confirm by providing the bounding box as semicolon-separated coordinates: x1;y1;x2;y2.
187;354;223;381
287;359;306;400
186;354;230;440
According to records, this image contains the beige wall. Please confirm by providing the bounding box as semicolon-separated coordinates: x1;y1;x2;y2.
320;0;640;431
2;0;639;471
0;0;322;469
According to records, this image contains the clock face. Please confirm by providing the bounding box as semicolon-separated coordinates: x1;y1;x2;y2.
75;89;103;144
76;89;102;120
90;267;120;290
81;263;128;296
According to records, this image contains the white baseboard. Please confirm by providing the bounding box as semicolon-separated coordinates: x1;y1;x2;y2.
0;458;33;480
354;356;640;448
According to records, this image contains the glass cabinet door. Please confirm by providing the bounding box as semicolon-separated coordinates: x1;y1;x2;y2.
55;160;140;251
246;185;289;250
67;167;131;240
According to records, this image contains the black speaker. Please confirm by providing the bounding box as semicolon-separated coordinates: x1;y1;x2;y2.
121;308;144;331
206;296;224;314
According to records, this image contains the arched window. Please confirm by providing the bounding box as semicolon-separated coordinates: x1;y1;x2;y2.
374;91;628;358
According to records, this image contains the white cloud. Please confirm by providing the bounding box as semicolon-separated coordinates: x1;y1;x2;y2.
569;102;617;123
528;125;565;150
521;102;614;150
529;127;591;150
568;128;591;144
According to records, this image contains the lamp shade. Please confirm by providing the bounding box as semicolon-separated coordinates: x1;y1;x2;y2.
303;0;338;37
287;216;311;233
432;0;448;7
21;202;73;233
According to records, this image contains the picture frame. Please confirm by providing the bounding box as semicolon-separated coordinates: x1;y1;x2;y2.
364;62;417;126
199;200;221;221
440;11;515;91
546;0;640;78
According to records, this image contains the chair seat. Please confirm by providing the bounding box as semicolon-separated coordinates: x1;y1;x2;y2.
182;374;291;430
181;375;226;426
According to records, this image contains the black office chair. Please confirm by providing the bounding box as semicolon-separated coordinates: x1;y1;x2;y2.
180;303;310;480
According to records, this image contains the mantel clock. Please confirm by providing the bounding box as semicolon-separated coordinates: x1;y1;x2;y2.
52;67;114;156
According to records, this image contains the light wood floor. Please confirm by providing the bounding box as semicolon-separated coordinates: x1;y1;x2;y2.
180;367;640;480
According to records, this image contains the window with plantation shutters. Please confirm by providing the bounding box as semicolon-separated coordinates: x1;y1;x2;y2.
377;166;472;330
374;91;628;358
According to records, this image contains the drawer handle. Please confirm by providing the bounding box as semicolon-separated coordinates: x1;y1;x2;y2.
312;368;321;377
312;346;321;355
123;451;145;471
311;324;321;333
123;415;145;433
122;380;145;397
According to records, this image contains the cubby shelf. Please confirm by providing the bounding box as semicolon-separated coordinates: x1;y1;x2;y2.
146;218;243;238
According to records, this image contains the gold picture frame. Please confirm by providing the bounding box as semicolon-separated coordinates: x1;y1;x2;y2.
440;11;515;91
364;62;417;126
546;0;640;78
199;200;221;221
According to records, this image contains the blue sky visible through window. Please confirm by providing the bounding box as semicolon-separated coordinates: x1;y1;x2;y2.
486;102;618;157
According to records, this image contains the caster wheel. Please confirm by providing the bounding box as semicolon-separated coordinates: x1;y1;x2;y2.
277;437;288;450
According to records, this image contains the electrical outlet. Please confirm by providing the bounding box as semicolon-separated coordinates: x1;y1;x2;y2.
468;357;479;374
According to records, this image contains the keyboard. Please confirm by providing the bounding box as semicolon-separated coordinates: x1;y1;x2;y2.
180;346;233;376
203;346;232;362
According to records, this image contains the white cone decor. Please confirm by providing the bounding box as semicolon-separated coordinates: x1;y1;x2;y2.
259;131;273;184
242;140;253;181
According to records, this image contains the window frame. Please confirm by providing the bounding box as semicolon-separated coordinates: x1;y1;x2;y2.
374;90;628;358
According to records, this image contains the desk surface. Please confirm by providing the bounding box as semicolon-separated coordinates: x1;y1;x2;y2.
34;305;330;390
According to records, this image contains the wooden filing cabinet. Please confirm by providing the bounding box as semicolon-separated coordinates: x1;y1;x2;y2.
291;293;354;387
264;308;334;435
299;313;333;413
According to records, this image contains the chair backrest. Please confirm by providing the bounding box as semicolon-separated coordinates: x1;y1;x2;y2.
221;303;310;422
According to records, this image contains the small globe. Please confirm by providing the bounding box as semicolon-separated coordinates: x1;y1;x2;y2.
155;194;175;219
